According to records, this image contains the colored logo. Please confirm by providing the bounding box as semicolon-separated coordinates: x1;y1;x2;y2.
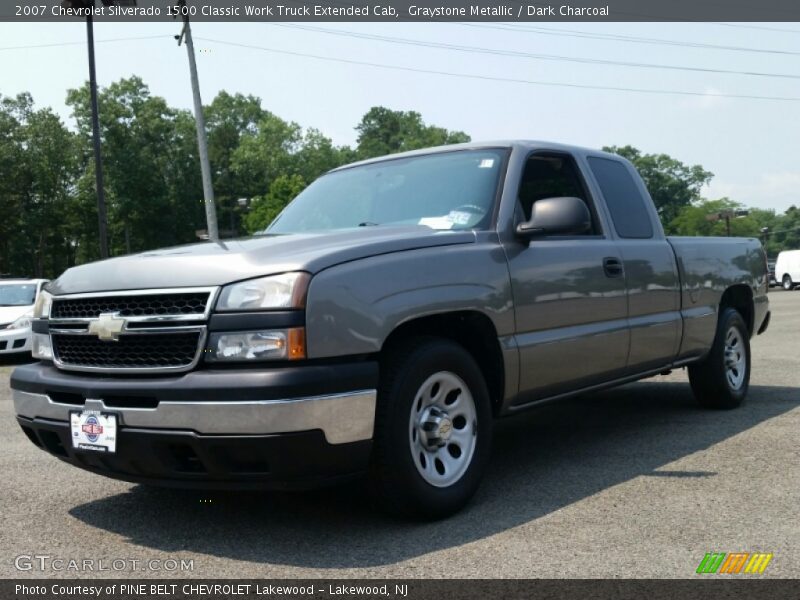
696;552;773;574
81;415;103;442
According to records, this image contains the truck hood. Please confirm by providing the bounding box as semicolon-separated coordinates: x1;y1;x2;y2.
47;226;475;295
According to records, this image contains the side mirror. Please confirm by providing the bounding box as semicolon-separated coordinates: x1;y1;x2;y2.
516;196;591;238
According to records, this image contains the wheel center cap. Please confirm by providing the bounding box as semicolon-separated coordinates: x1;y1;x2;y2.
419;407;452;449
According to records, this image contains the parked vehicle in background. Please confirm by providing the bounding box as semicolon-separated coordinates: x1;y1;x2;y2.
0;279;48;356
767;261;777;287
775;250;800;291
11;141;770;519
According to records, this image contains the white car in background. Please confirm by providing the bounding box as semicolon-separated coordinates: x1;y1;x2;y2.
775;250;800;291
0;279;48;356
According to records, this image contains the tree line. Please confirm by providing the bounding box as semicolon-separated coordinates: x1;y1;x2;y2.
0;76;797;279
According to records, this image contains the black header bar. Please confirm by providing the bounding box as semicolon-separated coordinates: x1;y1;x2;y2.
5;0;800;22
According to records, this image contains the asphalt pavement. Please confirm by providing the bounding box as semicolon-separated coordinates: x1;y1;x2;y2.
1;291;798;579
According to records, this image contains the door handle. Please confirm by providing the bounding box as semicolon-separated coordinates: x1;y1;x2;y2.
603;257;624;278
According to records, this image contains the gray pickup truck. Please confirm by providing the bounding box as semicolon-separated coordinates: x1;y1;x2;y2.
12;141;770;518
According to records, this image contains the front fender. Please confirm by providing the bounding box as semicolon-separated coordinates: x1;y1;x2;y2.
305;241;514;358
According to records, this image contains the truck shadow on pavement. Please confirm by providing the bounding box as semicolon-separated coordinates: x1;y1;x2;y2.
69;381;799;568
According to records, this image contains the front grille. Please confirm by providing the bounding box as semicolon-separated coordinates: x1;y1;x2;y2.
52;332;202;369
48;288;215;373
51;292;210;319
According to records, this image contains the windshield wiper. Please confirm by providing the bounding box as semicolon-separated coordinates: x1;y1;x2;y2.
358;222;379;227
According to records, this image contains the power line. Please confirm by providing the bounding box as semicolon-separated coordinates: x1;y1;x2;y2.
459;23;800;57
194;36;800;102
0;35;170;52
711;22;800;34
2;25;796;60
764;221;800;234
5;29;799;102
272;23;800;81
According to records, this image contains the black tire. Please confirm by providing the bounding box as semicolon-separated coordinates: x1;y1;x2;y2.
369;337;492;520
783;275;794;291
688;308;751;410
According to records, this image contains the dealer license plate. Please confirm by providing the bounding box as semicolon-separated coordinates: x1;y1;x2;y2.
70;410;117;453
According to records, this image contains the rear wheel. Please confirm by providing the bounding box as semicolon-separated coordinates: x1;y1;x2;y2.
688;308;750;409
370;337;492;520
783;275;794;291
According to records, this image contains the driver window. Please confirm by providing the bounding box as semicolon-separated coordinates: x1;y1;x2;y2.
518;154;600;235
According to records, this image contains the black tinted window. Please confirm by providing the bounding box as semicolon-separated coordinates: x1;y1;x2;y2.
587;157;653;239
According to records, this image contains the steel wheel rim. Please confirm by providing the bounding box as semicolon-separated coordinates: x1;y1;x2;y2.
724;326;746;390
409;371;477;488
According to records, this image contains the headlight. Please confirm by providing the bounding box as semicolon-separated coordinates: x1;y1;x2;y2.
10;313;32;330
205;328;306;362
31;333;53;360
33;290;53;318
216;273;310;311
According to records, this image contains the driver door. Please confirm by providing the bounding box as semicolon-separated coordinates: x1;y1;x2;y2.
506;152;630;404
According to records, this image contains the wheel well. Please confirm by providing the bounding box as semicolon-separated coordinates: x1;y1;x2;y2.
382;312;505;415
720;285;754;336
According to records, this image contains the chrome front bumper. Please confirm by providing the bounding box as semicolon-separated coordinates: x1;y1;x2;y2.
13;388;376;445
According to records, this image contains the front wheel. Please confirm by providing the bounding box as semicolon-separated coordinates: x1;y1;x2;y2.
369;337;492;519
688;308;750;409
783;275;794;291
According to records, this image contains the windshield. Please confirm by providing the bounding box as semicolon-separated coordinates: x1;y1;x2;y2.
267;149;506;234
0;284;36;306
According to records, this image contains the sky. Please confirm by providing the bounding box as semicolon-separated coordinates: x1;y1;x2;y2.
1;20;799;212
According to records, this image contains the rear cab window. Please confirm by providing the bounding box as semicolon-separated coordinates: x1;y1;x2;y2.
587;157;654;239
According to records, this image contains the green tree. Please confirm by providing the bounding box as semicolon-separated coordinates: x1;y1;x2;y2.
293;128;354;183
603;145;713;231
244;174;306;233
670;199;785;254
768;205;800;255
0;94;28;275
231;116;351;227
355;106;470;159
67;77;203;257
671;198;752;237
205;92;268;235
231;112;302;200
0;93;79;277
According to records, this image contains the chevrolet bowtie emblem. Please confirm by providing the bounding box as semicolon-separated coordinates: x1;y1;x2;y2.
88;312;126;342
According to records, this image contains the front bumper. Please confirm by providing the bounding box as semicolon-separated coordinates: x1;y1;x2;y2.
0;326;31;354
11;361;378;488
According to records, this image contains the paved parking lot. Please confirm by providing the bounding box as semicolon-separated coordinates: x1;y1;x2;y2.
1;291;798;579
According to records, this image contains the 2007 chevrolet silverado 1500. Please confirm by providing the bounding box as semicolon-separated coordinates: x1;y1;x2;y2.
11;141;770;518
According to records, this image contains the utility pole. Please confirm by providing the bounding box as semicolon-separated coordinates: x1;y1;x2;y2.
177;0;219;241
65;0;111;258
85;11;109;258
63;0;136;257
706;209;749;237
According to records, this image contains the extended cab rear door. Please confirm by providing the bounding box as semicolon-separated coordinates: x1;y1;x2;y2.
584;156;682;372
